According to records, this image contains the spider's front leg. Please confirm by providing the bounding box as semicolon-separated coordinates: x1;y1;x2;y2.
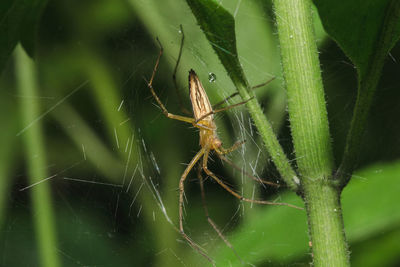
145;38;197;126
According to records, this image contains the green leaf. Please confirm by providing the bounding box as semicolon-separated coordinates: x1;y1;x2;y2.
210;194;308;266
342;161;400;243
206;160;400;266
15;45;61;267
185;0;246;86
351;227;400;267
314;0;400;182
314;0;400;77
0;0;48;73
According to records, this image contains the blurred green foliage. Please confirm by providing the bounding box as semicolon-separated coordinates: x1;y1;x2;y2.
0;0;399;266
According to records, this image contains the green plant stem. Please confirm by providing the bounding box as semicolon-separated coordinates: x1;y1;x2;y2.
273;0;348;265
15;45;61;267
302;181;348;266
273;0;334;178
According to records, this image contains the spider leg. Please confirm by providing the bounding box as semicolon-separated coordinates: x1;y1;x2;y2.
251;76;276;90
216;153;280;187
197;166;244;264
179;149;204;230
202;149;303;210
212;77;276;109
212;92;240;110
195;97;254;123
172;25;191;115
178;148;215;265
145;40;212;131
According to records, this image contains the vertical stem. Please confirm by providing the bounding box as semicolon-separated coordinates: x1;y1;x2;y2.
302;181;349;266
15;45;61;267
273;0;334;178
272;0;349;265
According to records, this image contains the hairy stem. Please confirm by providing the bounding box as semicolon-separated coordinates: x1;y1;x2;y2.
273;0;349;265
303;181;349;266
273;0;334;179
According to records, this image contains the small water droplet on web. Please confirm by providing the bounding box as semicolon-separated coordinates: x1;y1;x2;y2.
208;72;217;83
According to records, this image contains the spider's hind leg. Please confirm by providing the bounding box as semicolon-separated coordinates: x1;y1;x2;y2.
202;149;302;210
197;166;244;264
177;148;215;265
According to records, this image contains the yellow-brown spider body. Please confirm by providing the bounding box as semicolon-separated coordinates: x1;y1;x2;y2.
189;69;222;151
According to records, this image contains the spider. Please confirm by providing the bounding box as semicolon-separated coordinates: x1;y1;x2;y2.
146;27;300;264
